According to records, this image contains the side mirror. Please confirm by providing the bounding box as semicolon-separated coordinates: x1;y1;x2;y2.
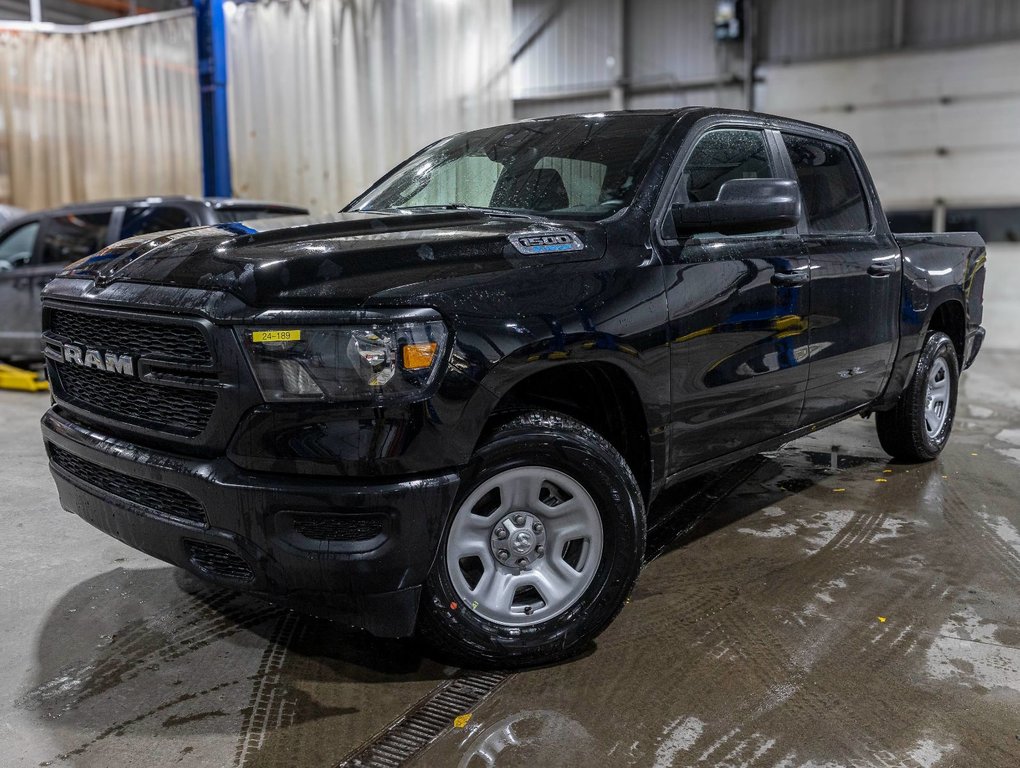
672;178;802;236
0;260;10;272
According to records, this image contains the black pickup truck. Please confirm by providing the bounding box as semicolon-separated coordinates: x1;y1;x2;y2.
40;109;986;667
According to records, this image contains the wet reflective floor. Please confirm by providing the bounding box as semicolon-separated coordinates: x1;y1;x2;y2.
3;259;1020;768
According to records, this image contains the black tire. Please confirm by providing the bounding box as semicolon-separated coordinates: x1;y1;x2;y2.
876;331;959;461
418;410;645;668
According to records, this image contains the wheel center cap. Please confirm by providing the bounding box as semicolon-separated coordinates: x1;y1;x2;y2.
511;530;534;554
490;510;548;568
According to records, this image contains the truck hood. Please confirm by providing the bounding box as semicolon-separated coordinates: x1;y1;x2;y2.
62;210;606;307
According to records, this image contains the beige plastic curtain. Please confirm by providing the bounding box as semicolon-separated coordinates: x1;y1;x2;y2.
0;16;202;211
227;0;514;213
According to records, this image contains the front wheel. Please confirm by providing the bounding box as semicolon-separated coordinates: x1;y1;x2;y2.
876;331;959;461
418;411;645;668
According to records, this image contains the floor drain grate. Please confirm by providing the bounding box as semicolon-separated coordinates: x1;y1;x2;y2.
335;670;509;767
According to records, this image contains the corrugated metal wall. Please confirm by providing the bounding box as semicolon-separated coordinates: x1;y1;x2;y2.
513;0;748;117
760;0;894;62
511;0;1020;207
512;0;1020;114
628;0;725;82
762;0;1020;61
512;0;620;98
904;0;1020;48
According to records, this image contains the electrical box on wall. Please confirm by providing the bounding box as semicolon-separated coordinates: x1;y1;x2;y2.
715;0;744;41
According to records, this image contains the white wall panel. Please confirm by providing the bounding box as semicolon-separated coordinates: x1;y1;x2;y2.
627;84;744;111
761;42;1020;111
514;94;612;120
760;41;1020;209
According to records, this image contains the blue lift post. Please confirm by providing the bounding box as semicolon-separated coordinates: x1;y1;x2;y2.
194;0;232;197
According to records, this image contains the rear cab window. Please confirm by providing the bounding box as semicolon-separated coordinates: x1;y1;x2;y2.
40;211;112;264
120;206;196;238
215;207;304;223
781;134;870;233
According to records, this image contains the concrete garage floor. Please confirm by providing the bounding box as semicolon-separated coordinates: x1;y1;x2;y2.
2;248;1020;768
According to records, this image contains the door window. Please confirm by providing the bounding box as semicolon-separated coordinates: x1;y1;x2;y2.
678;129;773;204
0;221;40;270
120;206;195;238
782;134;869;233
40;212;112;264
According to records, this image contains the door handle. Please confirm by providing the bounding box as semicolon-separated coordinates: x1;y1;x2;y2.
867;262;896;277
771;271;809;287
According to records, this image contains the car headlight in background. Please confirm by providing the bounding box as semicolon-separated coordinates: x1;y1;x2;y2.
239;320;448;403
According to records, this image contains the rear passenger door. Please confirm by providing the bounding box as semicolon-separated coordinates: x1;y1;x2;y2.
656;123;811;471
778;132;900;424
0;220;42;359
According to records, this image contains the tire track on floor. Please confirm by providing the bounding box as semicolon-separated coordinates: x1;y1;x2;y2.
234;611;302;768
941;482;1020;582
21;588;282;712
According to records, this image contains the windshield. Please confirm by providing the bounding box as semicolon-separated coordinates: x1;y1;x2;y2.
350;114;675;220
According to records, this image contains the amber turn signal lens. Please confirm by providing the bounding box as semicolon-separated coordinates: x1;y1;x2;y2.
402;342;438;370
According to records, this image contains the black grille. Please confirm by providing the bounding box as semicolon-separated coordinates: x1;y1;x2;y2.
50;309;212;364
291;514;385;542
56;362;216;436
186;542;255;582
48;444;206;526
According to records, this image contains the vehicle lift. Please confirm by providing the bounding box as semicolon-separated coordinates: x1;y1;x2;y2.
0;363;48;392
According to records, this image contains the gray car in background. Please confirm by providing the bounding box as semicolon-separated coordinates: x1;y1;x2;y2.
0;205;25;227
0;196;308;362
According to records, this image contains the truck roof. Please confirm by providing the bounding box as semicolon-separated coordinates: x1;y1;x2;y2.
518;107;854;144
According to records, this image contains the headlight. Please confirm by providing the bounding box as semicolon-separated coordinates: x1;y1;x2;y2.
239;320;448;403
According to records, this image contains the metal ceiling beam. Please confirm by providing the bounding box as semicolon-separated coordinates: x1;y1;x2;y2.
0;7;190;32
58;0;152;16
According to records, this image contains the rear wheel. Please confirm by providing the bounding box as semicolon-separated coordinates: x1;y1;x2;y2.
876;331;959;461
418;410;645;668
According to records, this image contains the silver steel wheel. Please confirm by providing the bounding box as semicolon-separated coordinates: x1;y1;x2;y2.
924;357;950;438
446;466;604;627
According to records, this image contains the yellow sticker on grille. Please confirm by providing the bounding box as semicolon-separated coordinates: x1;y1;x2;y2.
251;330;302;343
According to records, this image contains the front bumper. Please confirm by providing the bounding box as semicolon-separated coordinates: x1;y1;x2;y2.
42;407;460;637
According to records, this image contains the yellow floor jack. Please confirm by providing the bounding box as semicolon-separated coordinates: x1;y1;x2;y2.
0;363;49;392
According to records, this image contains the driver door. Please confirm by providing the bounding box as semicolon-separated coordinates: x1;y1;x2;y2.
0;220;43;360
655;124;811;472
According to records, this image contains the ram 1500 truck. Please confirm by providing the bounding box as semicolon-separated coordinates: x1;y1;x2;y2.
40;109;986;667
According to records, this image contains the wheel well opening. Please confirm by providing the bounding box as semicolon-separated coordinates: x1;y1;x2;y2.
928;301;965;364
489;364;652;501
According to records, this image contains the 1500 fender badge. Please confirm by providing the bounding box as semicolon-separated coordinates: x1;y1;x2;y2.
509;232;585;255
